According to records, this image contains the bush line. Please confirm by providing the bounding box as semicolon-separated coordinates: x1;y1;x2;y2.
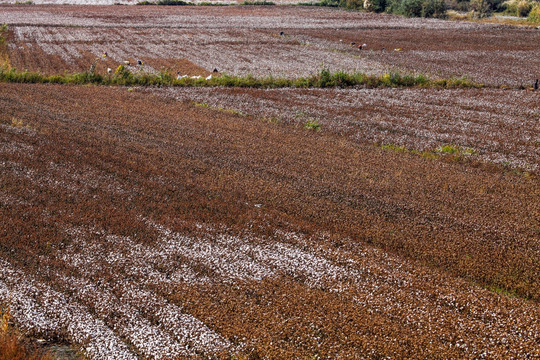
0;67;484;89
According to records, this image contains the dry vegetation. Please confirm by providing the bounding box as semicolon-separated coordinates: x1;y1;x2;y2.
0;334;51;360
155;86;540;171
1;304;52;360
0;83;539;359
0;4;539;360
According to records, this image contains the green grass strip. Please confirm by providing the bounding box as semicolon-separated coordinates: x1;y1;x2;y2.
0;66;484;89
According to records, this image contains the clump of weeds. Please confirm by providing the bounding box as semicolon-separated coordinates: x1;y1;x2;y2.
304;119;321;131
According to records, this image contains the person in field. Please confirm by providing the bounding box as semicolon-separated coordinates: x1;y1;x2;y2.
534;79;538;91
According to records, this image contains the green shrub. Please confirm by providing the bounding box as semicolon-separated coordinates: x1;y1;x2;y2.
516;0;532;16
301;0;445;16
504;0;534;16
445;0;473;11
395;0;446;17
364;0;387;12
339;0;364;9
304;119;321;131
317;68;332;87
468;0;506;16
435;144;477;156
399;0;423;16
156;69;173;83
0;66;485;89
0;24;7;48
436;144;460;154
421;0;447;16
528;3;540;21
414;73;429;86
332;71;351;87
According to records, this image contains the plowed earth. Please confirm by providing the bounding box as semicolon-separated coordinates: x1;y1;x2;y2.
0;83;539;359
1;5;540;85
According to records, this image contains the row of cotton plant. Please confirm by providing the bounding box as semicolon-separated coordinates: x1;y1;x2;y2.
157;87;539;171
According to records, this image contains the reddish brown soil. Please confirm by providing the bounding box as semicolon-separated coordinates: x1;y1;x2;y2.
6;41;70;74
0;83;538;358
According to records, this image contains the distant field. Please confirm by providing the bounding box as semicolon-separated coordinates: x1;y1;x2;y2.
0;4;539;360
1;5;540;85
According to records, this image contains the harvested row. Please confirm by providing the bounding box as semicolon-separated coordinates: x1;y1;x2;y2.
0;83;538;358
7;26;385;77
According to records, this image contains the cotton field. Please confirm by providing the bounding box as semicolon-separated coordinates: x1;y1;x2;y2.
1;82;539;358
0;3;539;359
155;87;540;171
1;5;539;83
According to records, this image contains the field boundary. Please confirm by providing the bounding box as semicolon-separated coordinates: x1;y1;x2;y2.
0;66;487;89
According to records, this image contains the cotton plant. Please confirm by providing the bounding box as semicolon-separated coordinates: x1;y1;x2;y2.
156;87;539;172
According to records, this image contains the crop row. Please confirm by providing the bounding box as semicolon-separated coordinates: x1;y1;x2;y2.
155;86;540;172
0;83;538;358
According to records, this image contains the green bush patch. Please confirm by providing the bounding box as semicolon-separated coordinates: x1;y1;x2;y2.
0;66;486;89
